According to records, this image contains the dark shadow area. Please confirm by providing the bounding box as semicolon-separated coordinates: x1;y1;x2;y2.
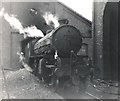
103;2;119;81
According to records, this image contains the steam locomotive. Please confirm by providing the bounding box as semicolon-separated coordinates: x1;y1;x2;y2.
21;25;92;87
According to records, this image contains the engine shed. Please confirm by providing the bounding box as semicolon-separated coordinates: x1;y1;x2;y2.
0;1;119;99
0;1;92;71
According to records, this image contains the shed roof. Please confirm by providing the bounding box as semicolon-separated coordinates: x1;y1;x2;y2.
58;2;92;27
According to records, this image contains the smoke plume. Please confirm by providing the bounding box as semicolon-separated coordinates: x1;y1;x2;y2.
0;8;44;38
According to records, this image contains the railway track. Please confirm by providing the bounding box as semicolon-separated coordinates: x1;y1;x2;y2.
85;92;102;100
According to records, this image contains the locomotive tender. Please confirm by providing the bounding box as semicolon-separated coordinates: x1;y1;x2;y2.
22;24;91;87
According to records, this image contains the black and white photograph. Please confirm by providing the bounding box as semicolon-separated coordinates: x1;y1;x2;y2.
0;0;119;100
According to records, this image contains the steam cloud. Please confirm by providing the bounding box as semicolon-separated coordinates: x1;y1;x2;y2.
17;52;33;72
0;8;44;38
43;12;60;29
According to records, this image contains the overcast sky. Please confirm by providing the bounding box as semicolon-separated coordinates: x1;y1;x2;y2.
59;0;93;21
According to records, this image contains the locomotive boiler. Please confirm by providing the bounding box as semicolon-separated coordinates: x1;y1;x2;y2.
34;25;82;57
22;25;91;87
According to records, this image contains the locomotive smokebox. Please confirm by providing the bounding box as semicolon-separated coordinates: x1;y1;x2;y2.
52;25;82;56
34;25;82;57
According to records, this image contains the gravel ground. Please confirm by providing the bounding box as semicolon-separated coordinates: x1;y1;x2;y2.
86;79;119;99
1;68;64;99
1;68;119;100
